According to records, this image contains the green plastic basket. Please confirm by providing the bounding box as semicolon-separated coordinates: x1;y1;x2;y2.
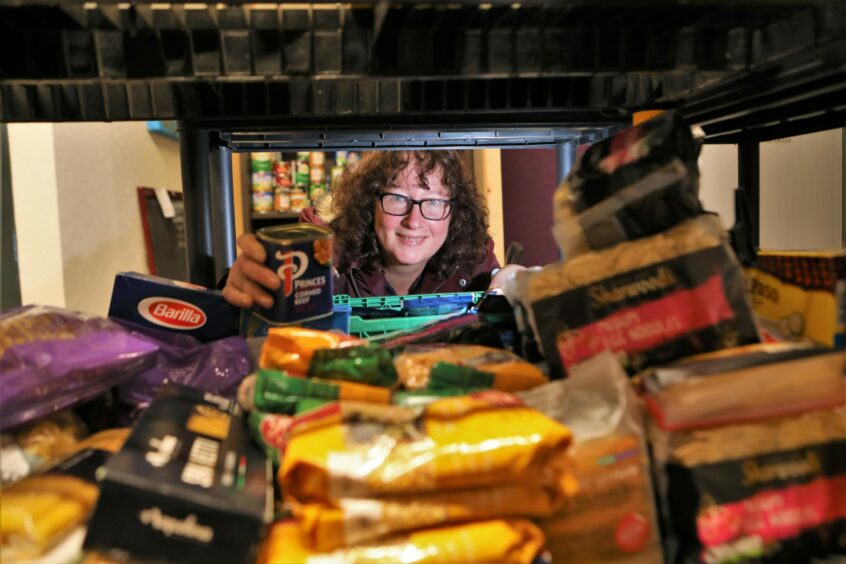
334;292;484;338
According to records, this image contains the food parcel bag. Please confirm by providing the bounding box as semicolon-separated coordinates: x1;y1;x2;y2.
518;215;760;378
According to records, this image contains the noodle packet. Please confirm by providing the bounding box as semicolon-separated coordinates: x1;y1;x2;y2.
291;480;570;551
642;344;846;430
308;344;398;387
394;344;548;392
553;110;704;258
258;519;546;564
649;405;846;564
518;215;760;378
645;346;846;563
279;392;572;503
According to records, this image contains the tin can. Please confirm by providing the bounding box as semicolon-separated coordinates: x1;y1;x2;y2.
329;165;344;188
309;152;325;168
251;153;273;172
309;166;325;184
274;188;291;212
295;161;310;185
273;161;293;189
252;171;273;192
252;191;274;213
254;224;334;323
290;187;308;212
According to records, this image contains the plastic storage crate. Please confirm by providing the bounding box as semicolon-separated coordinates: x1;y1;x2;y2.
334;292;484;338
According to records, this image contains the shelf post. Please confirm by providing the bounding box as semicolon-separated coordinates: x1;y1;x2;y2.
210;143;237;282
178;124;216;286
738;140;760;248
555;140;577;184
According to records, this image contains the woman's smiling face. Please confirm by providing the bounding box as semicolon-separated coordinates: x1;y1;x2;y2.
374;163;451;272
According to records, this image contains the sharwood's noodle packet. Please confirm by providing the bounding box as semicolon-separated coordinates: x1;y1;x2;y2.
258;519;546;564
552;110;703;259
291;480;572;551
259;327;362;376
394;344;548;392
518;215;760;378
648;392;846;562
279;392;572;503
642;345;846;431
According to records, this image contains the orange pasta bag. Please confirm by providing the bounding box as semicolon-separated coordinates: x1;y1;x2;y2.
258;519;546;564
279;391;572;503
259;327;362;375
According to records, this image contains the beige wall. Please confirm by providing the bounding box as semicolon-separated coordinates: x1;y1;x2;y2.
698;143;738;229
9;122;182;315
697;129;843;250
759;129;842;250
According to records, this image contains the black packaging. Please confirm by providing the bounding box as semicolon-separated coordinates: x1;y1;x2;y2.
83;384;272;564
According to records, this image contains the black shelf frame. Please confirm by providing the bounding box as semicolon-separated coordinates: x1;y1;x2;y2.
1;1;845;284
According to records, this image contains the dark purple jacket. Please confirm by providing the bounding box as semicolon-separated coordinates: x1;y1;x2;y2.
299;207;500;297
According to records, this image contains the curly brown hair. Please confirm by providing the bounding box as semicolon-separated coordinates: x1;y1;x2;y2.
329;150;490;280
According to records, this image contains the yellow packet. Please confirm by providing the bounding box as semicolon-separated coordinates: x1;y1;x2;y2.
394;345;548;392
0;475;98;561
279;392;572;503
259;327;361;375
259;518;546;564
293;479;573;551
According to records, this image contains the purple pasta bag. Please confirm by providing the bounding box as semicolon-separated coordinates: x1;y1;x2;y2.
0;305;159;430
113;320;250;419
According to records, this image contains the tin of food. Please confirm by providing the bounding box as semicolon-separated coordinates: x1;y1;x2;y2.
254;224;334;324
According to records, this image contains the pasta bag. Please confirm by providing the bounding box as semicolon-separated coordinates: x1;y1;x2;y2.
258;519;546;564
394;344;548;392
279;392;572;503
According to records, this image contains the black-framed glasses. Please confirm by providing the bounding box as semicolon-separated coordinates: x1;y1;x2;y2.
377;192;454;221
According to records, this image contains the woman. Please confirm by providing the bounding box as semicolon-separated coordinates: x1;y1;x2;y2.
223;150;517;308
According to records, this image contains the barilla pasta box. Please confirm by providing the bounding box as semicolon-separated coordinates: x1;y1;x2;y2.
745;250;846;347
108;272;239;342
83;383;273;564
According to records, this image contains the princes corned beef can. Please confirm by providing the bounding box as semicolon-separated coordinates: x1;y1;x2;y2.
255;224;334;323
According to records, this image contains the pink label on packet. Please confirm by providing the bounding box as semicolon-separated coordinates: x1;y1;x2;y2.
697;474;846;547
556;273;734;367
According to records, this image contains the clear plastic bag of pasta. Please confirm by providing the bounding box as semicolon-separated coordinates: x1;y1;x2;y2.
518;215;760;378
553;110;704;259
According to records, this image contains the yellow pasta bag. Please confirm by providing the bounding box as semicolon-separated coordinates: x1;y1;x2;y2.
258;518;546;564
0;475;98;561
394;344;548;392
292;478;575;551
259;327;361;375
279;392;572;502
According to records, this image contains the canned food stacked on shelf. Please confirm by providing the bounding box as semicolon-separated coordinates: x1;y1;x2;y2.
250;151;360;217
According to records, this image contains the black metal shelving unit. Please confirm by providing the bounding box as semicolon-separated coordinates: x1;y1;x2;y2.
2;0;845;285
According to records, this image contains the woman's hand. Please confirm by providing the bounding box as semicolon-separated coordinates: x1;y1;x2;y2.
222;233;281;309
489;264;526;290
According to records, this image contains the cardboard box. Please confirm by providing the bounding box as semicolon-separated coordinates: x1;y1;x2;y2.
745;250;846;346
108;272;239;342
84;384;272;564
